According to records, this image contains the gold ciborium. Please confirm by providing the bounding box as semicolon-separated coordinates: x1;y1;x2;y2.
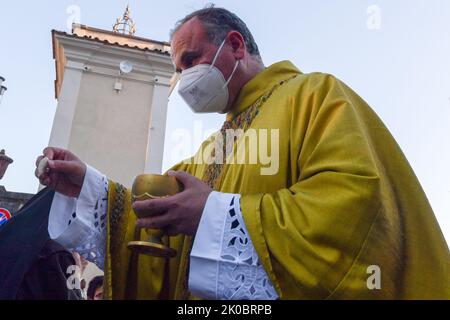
127;174;183;258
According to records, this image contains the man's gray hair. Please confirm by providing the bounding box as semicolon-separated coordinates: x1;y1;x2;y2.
171;5;261;58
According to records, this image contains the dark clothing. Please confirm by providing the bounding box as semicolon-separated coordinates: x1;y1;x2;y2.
0;188;82;300
15;240;82;300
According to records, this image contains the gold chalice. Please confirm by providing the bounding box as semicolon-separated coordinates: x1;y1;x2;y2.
127;174;183;258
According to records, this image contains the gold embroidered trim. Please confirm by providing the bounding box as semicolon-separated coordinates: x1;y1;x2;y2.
204;74;298;190
110;183;127;256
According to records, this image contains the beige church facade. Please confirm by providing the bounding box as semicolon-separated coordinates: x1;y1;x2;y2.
49;21;176;188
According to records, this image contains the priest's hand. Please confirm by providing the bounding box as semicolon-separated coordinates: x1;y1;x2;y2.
133;171;213;237
35;147;87;198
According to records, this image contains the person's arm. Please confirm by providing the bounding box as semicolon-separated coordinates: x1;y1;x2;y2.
48;166;278;300
39;148;183;299
48;165;108;269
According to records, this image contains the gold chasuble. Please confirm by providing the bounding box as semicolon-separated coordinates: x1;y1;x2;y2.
104;61;449;300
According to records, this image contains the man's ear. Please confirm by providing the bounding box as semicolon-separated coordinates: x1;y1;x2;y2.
228;31;246;60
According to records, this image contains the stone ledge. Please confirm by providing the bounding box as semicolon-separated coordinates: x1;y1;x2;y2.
0;185;35;215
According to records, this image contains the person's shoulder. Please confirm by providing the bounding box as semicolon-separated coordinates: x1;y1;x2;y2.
284;72;355;118
285;72;351;108
291;71;342;91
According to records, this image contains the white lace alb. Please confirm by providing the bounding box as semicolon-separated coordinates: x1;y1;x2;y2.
49;169;278;299
189;192;278;300
72;175;108;269
218;196;278;300
48;166;108;270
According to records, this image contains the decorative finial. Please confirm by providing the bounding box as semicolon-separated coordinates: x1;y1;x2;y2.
113;4;137;36
0;150;12;163
0;149;13;180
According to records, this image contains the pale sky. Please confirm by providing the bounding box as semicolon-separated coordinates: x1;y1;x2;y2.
0;0;449;242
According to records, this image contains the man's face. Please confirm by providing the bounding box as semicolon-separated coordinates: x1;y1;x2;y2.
93;286;103;300
171;17;240;111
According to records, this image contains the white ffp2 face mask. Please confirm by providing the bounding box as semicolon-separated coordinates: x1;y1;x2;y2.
178;40;240;114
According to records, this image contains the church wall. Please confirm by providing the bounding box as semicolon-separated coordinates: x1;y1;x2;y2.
68;71;155;188
48;67;83;149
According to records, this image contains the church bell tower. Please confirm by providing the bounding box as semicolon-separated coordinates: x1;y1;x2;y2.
48;6;176;187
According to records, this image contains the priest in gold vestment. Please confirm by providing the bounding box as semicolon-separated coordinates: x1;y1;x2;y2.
37;7;449;300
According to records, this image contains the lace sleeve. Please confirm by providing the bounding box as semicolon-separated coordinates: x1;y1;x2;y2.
48;165;108;270
189;192;279;300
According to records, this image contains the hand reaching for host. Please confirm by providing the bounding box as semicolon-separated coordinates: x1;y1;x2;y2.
35;147;87;198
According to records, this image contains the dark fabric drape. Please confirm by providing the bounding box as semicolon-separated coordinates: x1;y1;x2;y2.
0;188;82;300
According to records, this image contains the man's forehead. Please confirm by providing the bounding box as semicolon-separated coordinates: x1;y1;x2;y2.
171;18;207;62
